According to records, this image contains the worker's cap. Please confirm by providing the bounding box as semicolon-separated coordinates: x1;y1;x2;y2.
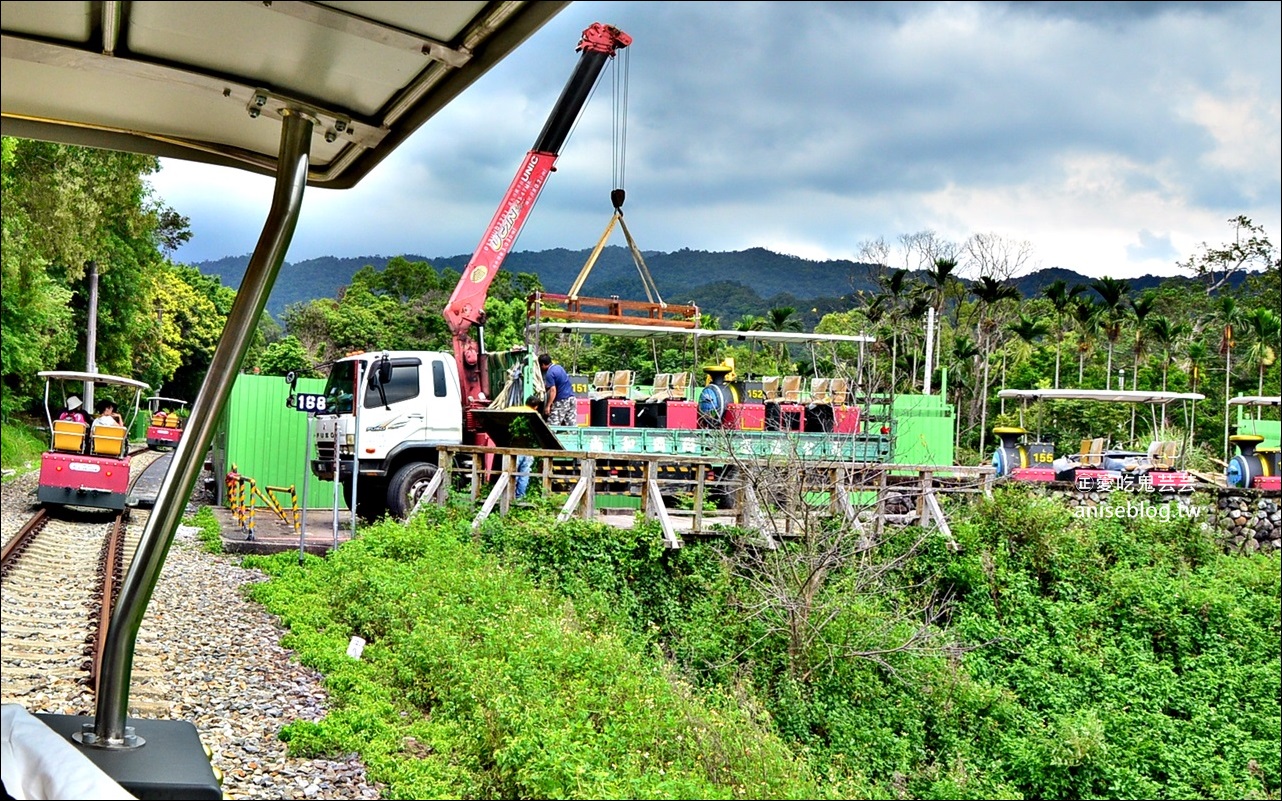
67;395;82;410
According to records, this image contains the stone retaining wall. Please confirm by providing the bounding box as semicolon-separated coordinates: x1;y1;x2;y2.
1051;484;1280;554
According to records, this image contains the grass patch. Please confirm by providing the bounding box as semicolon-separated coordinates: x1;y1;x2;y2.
1;418;45;479
183;505;224;554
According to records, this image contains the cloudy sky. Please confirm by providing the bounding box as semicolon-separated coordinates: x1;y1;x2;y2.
149;1;1281;281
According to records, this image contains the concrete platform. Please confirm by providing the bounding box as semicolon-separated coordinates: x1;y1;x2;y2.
209;504;358;556
130;451;356;556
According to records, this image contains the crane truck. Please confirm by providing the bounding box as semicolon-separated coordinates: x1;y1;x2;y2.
309;22;894;521
310;23;633;520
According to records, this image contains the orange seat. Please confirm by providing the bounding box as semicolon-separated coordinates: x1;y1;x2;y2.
52;420;87;453
91;423;128;457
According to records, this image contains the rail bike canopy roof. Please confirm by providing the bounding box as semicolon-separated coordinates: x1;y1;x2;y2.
38;369;150;393
1227;395;1281;407
2;1;568;188
527;321;876;345
997;388;1205;406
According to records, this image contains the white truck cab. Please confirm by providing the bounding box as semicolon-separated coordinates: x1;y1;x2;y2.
312;351;465;519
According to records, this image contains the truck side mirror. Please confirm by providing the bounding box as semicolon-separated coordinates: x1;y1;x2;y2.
377;356;392;386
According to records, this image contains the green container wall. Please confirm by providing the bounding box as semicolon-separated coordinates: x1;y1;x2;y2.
214;373;337;509
891;394;955;466
1235;406;1280;448
129;411;148;442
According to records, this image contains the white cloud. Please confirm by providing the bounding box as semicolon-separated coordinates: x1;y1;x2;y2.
153;1;1281;283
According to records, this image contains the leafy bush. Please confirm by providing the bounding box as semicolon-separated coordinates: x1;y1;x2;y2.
240;488;1280;800
244;512;825;799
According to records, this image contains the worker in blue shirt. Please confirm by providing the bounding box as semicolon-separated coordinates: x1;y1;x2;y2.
538;354;577;426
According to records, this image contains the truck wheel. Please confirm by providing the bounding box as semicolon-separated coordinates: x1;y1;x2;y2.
387;462;439;519
343;479;386;522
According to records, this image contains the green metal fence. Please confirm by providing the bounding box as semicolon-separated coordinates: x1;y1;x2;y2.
211;373;338;509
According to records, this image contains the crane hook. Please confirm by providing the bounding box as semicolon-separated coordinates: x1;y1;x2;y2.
611;188;625;212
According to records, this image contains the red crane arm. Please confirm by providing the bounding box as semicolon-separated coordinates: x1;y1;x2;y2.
444;23;630;408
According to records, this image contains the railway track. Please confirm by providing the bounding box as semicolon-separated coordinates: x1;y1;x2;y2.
0;447;173;716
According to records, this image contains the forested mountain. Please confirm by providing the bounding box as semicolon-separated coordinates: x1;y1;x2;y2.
192;246;1205;326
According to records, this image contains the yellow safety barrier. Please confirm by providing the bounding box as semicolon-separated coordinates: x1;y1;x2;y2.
265;484;301;537
225;466;301;540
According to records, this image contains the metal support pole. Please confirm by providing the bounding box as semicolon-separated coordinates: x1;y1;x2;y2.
90;111;314;748
85;260;99;412
300;414;311;565
922;307;935;395
351;360;361;541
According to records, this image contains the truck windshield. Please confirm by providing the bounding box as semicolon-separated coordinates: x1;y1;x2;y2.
321;367;357;415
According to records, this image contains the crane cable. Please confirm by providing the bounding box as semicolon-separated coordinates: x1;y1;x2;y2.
566;48;666;307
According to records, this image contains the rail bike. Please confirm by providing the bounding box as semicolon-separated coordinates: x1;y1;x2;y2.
991;388;1205;491
144;395;189;451
37;370;149;513
1226;395;1281;490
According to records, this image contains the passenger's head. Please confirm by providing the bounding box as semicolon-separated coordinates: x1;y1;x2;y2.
99;399;117;414
66;395;82;411
538;354;552;369
525;394;541;409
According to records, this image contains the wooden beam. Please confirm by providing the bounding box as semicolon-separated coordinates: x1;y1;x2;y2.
408;465;447;519
646;478;683;549
471;473;510;535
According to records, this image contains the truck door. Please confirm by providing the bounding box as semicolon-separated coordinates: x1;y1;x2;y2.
360;356;463;455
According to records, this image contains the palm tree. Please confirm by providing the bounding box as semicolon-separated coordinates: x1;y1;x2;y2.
1002;312;1051;419
1214;295;1243;460
1146;314;1188;392
1043;279;1085;388
969;275;1020;451
1072;298;1101;385
949;335;981;454
876;268;911;395
1179;337;1209;395
923;258;960;392
1006;312;1052;369
1090;276;1131;389
1243;307;1281;397
1128;291;1157;390
765;306;802;372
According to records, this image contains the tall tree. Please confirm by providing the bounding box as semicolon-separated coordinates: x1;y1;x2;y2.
1178;215;1279;295
1128;291;1157;390
969;276;1019;451
0;137;189;414
765;306;802;372
1072;299;1101;385
1043;279;1085;389
1214;295;1244;459
1178;337;1209;395
923;257;959;392
1146;314;1188;392
1242;307;1281;397
1090;276;1131;389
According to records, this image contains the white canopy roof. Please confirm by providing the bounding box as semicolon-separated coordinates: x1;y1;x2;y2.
997;388;1204;405
527;321;875;345
39;370;150;392
3;1;567;188
1227;395;1281;407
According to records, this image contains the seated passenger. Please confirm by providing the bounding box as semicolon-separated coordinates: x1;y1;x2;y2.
92;399;124;430
58;395;87;424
